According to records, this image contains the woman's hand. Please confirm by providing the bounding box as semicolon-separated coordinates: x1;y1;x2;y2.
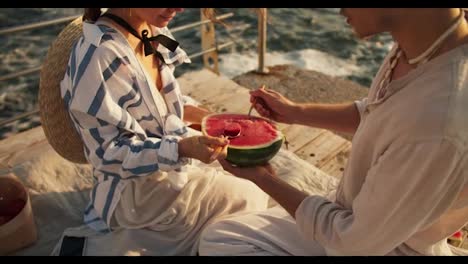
179;135;229;164
250;86;299;124
217;159;276;183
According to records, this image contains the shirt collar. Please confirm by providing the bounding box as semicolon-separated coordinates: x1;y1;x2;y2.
151;25;191;67
82;21;191;67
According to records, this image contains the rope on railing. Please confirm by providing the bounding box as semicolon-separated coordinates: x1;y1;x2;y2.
0;11;239;128
189;41;234;59
0;66;42;83
0;109;40;127
172;12;234;33
0;15;80;36
0;12;235;83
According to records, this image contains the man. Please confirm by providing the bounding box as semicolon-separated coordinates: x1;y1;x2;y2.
198;8;468;256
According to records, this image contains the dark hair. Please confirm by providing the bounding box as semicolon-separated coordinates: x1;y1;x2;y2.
83;8;102;22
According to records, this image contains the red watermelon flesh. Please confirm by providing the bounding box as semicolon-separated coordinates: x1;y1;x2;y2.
0;216;9;226
224;122;241;138
202;113;283;166
203;114;278;146
0;198;26;225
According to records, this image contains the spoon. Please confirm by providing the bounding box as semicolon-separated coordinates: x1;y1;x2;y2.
223;122;241;139
210;123;241;160
248;84;266;117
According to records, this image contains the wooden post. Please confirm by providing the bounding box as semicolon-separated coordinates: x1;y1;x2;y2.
200;9;219;75
257;8;269;74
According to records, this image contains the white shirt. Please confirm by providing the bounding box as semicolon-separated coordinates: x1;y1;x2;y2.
296;43;468;255
60;21;191;232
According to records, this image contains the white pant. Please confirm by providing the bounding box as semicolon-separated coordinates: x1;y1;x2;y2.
198;148;340;256
50;148;338;256
198;205;327;256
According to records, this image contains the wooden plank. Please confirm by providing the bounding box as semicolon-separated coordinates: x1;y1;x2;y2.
315;142;351;178
181;70;280;117
181;73;251;113
280;124;326;153
0;126;45;156
7;139;53;169
0;69;351;181
177;69;216;87
296;132;350;179
0;127;47;172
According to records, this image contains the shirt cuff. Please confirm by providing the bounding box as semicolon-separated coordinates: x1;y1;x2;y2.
157;135;190;171
295;195;330;241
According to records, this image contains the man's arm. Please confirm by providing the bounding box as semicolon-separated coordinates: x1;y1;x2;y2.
250;88;364;135
253;172;310;218
218;160;310;219
295;139;464;255
220;138;464;255
295;102;362;135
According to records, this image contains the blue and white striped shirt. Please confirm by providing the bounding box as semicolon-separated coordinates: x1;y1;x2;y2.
60;21;192;232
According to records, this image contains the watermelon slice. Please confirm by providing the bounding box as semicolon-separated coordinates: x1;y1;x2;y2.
202;113;284;167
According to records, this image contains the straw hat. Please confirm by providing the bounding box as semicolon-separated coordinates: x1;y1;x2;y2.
39;17;88;164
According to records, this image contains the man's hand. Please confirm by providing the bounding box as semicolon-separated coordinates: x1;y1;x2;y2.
218;158;308;219
217;159;276;183
250;86;299;124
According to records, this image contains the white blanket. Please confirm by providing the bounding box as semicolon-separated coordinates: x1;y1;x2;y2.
9;145;338;256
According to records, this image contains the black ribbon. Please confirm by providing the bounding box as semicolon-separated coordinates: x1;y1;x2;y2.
101;13;179;59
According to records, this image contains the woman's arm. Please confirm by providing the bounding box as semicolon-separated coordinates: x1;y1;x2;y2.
65;46;190;178
183;104;211;125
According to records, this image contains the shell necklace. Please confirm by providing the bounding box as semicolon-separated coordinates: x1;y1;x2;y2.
377;8;465;100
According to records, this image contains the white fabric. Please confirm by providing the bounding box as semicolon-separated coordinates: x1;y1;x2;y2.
199;43;468;256
50;161;270;256
199;206;326;256
353;98;368;118
45;148;338;256
110;159;270;255
197;149;337;256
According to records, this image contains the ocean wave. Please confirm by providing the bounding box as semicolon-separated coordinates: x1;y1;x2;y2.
218;48;363;79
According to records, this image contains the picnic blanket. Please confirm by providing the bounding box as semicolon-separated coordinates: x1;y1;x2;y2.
8;136;337;256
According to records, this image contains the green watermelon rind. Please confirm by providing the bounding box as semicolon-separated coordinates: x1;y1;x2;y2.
226;138;283;167
201;113;284;167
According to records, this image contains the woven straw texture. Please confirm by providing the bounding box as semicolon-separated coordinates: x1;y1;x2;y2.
39;17;88;164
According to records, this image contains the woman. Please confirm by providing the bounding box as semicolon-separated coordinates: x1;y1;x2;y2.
60;8;269;255
199;8;468;256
